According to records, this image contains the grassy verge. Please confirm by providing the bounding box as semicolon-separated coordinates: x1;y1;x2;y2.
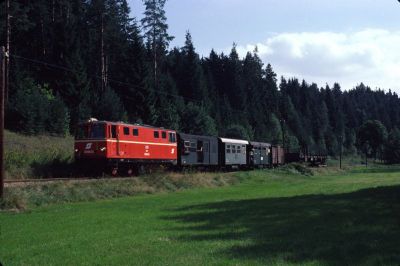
4;130;74;179
1;165;400;265
0;171;241;211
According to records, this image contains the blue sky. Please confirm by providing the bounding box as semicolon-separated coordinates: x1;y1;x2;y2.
128;0;400;92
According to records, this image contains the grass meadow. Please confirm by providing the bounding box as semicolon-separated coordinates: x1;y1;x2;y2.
1;165;400;265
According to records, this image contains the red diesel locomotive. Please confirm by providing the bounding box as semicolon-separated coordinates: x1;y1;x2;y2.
75;119;177;175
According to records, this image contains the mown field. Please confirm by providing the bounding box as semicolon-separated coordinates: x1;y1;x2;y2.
1;166;400;266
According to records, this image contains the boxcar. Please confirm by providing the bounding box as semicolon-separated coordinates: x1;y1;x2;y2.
177;133;219;166
249;141;271;168
219;138;249;167
271;145;285;166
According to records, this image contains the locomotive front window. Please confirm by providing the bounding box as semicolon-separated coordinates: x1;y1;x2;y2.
75;124;105;139
75;125;88;139
89;124;106;139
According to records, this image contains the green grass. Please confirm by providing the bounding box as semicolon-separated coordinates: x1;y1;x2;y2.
0;171;239;210
1;166;400;265
4;130;74;179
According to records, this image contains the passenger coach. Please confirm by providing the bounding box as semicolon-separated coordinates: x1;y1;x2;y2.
219;138;249;168
177;133;219;167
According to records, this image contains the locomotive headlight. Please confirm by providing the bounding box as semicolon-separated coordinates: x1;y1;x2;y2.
100;147;106;152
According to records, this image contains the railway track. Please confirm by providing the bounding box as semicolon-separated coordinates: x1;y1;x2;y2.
4;176;137;187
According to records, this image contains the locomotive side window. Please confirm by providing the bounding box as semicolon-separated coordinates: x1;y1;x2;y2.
162;131;167;139
133;128;139;136
111;125;117;138
123;127;129;135
154;131;159;138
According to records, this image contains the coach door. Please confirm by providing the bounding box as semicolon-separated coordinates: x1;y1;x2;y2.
197;140;204;163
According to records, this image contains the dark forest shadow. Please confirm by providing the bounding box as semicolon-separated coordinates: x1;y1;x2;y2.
31;157;75;178
164;186;400;265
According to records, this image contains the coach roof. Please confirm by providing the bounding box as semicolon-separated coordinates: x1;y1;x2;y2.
219;138;249;145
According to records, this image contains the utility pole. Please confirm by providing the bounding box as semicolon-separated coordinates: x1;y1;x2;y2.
101;14;106;91
0;47;6;199
339;135;343;169
5;0;10;102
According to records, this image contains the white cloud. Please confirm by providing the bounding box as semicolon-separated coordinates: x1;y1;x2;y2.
235;29;400;92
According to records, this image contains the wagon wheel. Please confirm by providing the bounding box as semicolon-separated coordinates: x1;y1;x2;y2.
111;168;118;177
126;168;134;177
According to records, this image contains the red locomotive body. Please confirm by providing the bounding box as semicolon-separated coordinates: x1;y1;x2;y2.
74;119;177;174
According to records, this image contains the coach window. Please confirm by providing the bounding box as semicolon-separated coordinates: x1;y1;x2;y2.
123;127;129;135
162;131;167;139
133;128;139;136
237;146;241;154
232;145;236;153
226;145;231;153
154;131;159;138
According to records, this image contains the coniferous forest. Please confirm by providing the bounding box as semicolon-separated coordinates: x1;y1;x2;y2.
1;0;400;160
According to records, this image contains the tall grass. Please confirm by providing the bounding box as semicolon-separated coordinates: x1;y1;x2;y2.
1;171;240;210
4;130;74;179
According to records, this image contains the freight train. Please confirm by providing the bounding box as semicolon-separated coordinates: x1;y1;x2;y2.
74;119;319;176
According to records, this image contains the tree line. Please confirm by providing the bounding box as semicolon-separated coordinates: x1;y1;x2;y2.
0;0;399;162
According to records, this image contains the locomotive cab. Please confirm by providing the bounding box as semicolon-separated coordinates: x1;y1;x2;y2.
74;120;108;160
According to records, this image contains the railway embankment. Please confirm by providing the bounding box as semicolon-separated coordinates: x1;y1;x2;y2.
4;130;74;179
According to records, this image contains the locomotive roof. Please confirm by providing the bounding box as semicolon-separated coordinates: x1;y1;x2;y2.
79;120;175;131
219;138;249;145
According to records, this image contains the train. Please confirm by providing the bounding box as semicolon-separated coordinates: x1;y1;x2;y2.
74;118;324;175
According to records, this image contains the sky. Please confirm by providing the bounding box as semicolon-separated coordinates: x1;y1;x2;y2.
128;0;400;92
